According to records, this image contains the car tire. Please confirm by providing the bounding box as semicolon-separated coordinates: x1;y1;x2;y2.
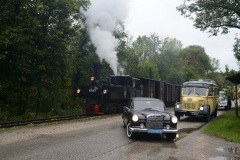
166;133;176;140
225;106;228;111
126;123;135;139
123;121;126;128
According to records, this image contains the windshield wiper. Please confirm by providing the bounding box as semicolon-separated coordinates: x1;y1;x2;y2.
195;91;200;96
188;90;192;95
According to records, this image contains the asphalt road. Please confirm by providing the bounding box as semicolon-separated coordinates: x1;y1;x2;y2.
0;108;239;160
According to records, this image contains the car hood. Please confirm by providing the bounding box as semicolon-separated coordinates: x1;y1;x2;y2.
133;109;171;119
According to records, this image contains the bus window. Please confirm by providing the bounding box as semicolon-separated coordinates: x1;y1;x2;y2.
183;87;194;95
208;87;214;96
214;88;219;96
195;88;207;96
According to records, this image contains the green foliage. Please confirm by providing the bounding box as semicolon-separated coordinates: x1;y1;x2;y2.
180;45;213;79
177;0;240;36
233;36;240;63
157;38;183;84
222;65;238;100
0;0;90;121
204;109;240;143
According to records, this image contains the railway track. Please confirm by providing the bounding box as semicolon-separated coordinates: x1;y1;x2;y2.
0;114;97;129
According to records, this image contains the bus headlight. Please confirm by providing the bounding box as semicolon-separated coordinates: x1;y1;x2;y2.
103;89;107;94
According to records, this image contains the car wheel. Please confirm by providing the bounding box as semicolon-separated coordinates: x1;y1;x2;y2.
126;123;135;139
204;112;210;122
166;133;176;140
225;106;228;111
123;120;126;128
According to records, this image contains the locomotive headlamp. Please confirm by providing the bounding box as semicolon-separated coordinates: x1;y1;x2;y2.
132;114;139;122
103;89;108;94
91;77;95;81
176;104;180;109
171;116;178;123
77;89;81;94
200;106;204;111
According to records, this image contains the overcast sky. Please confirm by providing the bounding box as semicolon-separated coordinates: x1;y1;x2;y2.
124;0;240;72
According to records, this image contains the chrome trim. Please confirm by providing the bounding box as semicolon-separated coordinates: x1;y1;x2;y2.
146;114;165;118
129;127;178;133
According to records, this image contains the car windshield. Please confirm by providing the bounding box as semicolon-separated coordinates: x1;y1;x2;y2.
133;100;165;111
182;87;207;96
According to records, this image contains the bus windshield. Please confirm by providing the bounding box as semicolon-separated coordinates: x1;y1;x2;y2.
182;87;207;96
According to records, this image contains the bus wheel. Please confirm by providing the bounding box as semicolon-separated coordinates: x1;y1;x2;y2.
213;107;218;117
204;112;210;122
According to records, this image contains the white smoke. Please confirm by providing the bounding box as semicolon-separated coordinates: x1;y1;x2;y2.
81;0;131;75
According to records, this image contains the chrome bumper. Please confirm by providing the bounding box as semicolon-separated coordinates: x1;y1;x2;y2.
129;127;178;133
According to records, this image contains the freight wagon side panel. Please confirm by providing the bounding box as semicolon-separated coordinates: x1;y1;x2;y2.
171;85;176;103
155;81;160;99
150;80;156;98
160;81;165;101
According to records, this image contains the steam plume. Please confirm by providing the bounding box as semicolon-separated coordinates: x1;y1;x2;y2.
81;0;131;74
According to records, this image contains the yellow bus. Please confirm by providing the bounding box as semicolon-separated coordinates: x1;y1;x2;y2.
174;79;219;122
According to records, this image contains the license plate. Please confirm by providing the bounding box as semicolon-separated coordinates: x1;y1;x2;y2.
148;129;163;134
192;112;198;115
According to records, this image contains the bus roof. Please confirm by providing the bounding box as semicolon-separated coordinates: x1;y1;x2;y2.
182;79;217;88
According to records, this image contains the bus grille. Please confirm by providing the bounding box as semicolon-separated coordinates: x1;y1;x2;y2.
182;103;196;111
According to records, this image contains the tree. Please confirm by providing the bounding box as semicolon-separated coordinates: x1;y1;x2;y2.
180;45;213;80
177;0;240;36
0;0;90;121
157;37;183;84
223;65;239;116
123;34;161;79
233;36;240;67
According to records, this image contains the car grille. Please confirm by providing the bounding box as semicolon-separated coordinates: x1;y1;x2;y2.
146;115;164;129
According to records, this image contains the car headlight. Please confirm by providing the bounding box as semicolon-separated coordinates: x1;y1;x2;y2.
132;114;139;122
171;116;178;123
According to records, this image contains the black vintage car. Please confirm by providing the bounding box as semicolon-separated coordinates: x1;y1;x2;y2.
122;97;178;140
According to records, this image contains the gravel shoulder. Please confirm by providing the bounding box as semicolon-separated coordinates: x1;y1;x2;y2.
0;116;121;146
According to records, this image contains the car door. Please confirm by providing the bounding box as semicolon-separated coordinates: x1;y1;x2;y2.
122;99;132;125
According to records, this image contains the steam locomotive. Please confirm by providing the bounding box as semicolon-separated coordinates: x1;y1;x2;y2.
77;63;181;114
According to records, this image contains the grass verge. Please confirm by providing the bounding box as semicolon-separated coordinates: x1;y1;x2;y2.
204;108;240;143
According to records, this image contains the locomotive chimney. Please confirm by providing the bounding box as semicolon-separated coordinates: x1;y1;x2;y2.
94;63;102;80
